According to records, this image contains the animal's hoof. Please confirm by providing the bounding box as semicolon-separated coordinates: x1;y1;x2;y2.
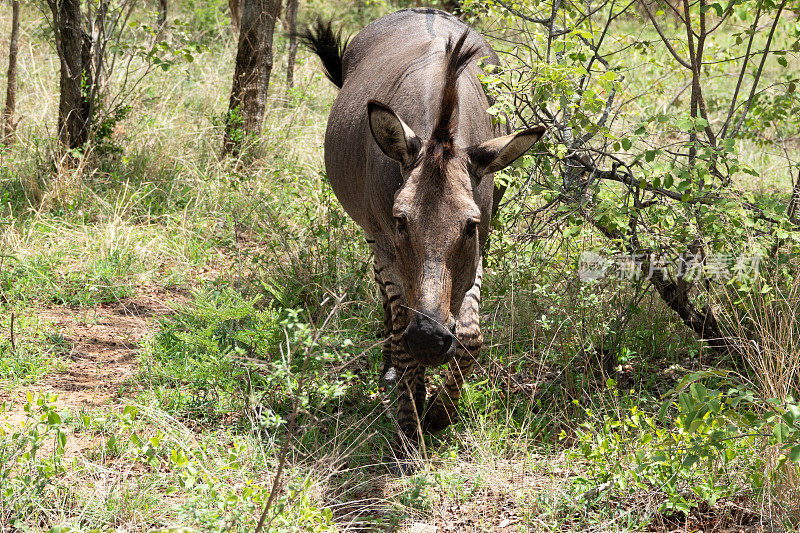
423;397;456;434
380;364;397;386
386;458;418;476
386;434;420;476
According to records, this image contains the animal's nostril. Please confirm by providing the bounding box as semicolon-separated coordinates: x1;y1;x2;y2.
403;318;455;364
439;332;453;356
404;323;438;352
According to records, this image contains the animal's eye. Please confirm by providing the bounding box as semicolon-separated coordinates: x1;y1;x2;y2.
464;219;479;238
395;214;408;233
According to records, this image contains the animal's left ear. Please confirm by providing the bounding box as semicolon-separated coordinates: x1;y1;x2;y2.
467;126;546;176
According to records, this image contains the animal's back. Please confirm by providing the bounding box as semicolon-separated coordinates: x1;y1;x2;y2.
340;9;497;82
323;9;500;237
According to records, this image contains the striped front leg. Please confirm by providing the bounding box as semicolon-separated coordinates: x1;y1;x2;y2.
373;260;394;383
424;262;483;433
396;363;426;446
374;258;426;446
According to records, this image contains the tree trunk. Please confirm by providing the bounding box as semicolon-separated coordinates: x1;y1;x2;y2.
49;0;94;150
284;0;298;88
3;0;20;145
158;0;167;28
223;0;282;156
229;0;242;34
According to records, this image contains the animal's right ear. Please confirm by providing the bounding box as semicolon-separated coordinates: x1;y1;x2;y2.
368;100;421;168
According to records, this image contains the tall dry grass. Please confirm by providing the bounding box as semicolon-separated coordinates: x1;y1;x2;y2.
714;257;800;522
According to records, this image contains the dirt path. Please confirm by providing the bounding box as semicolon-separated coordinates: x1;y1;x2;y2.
0;288;186;423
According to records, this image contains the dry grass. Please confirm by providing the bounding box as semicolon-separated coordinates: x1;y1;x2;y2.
712;258;800;523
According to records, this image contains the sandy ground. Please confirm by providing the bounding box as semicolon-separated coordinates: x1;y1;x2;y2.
0;288;187;428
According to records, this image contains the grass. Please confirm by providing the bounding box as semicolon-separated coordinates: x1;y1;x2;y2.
0;311;69;383
0;1;799;531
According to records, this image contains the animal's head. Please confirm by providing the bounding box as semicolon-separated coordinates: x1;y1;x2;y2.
367;33;545;367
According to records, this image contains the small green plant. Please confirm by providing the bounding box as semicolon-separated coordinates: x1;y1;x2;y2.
572;374;800;517
223;105;247;147
433;469;484;503
143;288;358;429
268;476;336;532
398;474;433;513
0;393;68;527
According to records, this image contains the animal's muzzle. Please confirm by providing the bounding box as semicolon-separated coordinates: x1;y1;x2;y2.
402;316;456;367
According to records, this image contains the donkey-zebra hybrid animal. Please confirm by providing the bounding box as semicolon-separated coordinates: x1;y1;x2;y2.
304;8;545;447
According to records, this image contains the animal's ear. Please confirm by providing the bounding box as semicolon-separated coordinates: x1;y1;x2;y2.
368;100;422;168
467;126;545;176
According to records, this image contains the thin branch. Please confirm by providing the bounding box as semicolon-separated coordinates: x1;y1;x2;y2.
640;0;692;69
719;0;763;138
495;0;554;24
729;0;787;139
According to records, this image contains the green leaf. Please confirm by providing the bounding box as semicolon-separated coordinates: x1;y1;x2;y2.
621;138;632;150
563;225;581;238
47;411;61;427
645;149;657;162
778;56;788;68
774;422;790;443
691;383;708;401
682;454;699;469
683;408;698;430
675;117;694;132
742;166;760;177
790;445;800;462
658;399;671;423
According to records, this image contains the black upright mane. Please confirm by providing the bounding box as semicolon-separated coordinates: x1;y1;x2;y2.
428;31;481;173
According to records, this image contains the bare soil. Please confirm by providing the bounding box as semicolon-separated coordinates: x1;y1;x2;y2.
0;287;187;427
